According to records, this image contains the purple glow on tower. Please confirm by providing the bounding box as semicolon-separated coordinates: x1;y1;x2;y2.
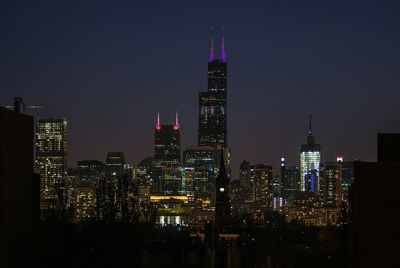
155;112;161;130
221;36;226;62
174;110;180;130
209;35;214;62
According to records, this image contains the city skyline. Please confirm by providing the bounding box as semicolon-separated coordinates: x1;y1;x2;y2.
2;2;400;267
2;1;400;177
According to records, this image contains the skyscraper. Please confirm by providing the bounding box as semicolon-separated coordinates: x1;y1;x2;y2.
183;145;221;202
250;164;273;209
282;165;300;206
154;112;181;168
321;162;342;208
35;118;67;206
300;112;321;192
198;35;227;149
153;112;181;193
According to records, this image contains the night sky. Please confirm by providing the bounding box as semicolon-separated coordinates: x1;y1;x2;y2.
2;0;400;177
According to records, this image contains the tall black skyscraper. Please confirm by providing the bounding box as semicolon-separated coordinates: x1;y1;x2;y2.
198;35;227;149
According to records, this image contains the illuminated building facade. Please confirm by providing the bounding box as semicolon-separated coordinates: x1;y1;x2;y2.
35;118;67;204
322;162;342;208
250;164;273;209
198;35;227;149
73;187;95;223
183;145;221;202
300;113;321;192
135;156;154;188
271;175;282;211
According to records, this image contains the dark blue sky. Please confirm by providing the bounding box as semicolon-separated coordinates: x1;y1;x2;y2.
2;0;400;177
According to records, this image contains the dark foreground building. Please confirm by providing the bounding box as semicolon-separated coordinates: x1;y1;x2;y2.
352;133;400;267
0;107;39;268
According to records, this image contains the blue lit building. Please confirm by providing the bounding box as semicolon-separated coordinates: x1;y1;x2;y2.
300;113;321;192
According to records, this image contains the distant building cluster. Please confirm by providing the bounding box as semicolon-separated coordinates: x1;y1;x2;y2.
23;35;357;228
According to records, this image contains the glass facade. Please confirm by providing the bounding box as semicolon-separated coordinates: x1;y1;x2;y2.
300;151;321;191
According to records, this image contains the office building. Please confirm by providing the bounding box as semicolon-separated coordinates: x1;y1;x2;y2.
281;159;300;206
154;112;181;168
322;162;342;208
250;164;273;209
300;112;321;192
198;35;227;149
35;118;67;207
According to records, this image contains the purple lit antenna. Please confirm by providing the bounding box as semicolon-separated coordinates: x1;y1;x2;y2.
155;112;161;130
221;27;226;62
209;28;214;62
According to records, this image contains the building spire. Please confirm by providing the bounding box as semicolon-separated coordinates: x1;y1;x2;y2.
221;27;226;62
218;149;226;178
308;110;312;135
155;112;161;130
175;110;179;126
209;28;214;62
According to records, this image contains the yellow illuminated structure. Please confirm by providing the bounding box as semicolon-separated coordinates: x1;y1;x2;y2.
150;195;190;203
73;187;95;223
35;118;67;204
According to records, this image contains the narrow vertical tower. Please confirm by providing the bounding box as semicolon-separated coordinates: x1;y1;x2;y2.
156;112;161;130
300;111;321;192
221;35;226;63
174;111;179;130
215;151;231;226
209;32;214;62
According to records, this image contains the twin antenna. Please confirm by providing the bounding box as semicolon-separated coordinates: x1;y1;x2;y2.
209;26;226;63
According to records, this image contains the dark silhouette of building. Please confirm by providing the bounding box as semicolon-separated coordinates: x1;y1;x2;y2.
106;152;126;176
281;159;300;206
153;112;181;193
352;133;400;267
215;152;230;227
377;133;400;162
154;112;181;168
0;107;40;268
198;35;227;149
